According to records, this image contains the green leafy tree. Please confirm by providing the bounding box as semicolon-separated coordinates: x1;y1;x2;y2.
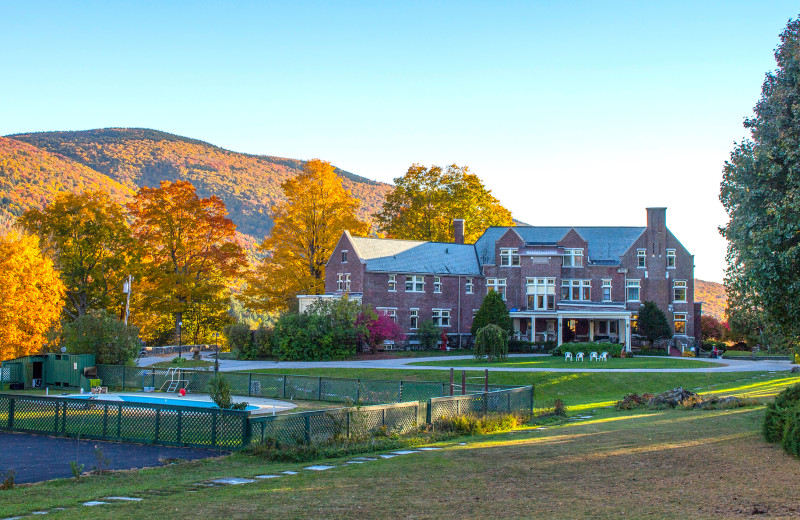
474;324;509;362
374;164;514;243
471;291;513;337
272;297;365;360
61;310;141;365
416;319;441;350
224;323;252;358
720;16;800;351
19;191;138;320
636;301;672;345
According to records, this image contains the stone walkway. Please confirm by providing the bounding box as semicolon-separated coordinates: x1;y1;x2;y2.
139;353;796;373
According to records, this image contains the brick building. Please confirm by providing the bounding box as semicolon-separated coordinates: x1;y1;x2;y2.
299;208;701;350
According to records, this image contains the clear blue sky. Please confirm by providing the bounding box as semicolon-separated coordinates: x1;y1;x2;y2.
1;1;797;282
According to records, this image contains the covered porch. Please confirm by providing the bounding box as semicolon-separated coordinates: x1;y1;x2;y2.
511;306;633;351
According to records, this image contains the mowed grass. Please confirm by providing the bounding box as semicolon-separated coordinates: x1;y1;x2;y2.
246;367;800;412
4;404;800;519
408;355;718;369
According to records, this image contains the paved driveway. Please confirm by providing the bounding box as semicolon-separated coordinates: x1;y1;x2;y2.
138;353;797;373
0;432;226;484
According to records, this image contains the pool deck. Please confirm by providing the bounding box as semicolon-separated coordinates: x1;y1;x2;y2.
67;391;297;416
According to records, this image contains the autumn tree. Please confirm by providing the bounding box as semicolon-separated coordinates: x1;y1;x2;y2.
245;159;369;312
374;164;514;243
0;232;65;361
19;190;138;320
720;16;800;350
128;181;246;344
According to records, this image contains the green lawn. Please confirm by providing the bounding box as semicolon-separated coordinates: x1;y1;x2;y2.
408;356;718;369
722;350;791;358
245;367;800;412
4;402;800;519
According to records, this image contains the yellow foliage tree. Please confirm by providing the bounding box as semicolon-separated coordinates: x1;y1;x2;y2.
246;159;369;312
0;232;65;361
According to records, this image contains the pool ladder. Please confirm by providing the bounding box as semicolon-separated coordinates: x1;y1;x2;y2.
159;367;189;393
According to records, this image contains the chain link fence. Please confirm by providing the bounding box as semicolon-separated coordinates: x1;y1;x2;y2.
0;393;248;449
95;365;518;405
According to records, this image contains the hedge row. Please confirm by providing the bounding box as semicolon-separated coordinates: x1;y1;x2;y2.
763;384;800;457
552;342;624;358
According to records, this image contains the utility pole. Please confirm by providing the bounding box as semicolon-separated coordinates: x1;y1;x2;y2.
122;275;133;326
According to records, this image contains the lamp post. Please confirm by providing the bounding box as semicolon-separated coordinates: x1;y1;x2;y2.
214;332;220;374
177;321;183;358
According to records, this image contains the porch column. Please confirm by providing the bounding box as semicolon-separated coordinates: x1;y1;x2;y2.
557;316;563;347
589;320;594;342
532;317;536;342
625;316;631;352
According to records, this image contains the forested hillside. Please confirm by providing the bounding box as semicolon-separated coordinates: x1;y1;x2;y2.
695;279;727;322
3;128;391;242
0;137;133;229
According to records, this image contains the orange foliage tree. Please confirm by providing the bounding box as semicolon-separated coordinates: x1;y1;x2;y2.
19;190;138;320
246;159;369;312
128;181;246;344
0;232;65;361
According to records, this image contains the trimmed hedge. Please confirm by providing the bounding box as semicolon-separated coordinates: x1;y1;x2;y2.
507;340;557;353
763;383;800;444
552;342;624;358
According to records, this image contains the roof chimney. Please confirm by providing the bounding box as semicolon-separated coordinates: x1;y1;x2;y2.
453;219;465;245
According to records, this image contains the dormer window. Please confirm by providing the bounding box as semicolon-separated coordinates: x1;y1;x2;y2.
388;274;397;292
500;248;520;266
341;250;348;263
563;249;583;267
433;276;442;293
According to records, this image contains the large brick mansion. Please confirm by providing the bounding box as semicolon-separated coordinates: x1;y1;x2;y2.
300;208;701;350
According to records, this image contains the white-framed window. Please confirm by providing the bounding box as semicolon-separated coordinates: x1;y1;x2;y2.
597;320;618;336
560;279;590;301
410;308;419;329
563;248;584;267
341;250;348;263
667;249;676;268
405;275;425;292
500;248;520;266
465;277;474;294
487;278;507;300
432;309;451;327
626;279;641;302
602;279;612;302
673;280;687;302
433;276;442;293
674;312;687;335
337;273;351;292
637;249;646;268
526;277;555;310
388;274;397;292
377;307;398;323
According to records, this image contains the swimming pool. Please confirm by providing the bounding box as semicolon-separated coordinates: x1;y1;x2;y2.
66;394;258;411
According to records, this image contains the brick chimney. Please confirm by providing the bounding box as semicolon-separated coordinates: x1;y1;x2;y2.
453;219;465;245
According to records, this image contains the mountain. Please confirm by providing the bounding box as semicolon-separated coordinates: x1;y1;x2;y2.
695;279;727;322
3;128;391;244
0;136;134;228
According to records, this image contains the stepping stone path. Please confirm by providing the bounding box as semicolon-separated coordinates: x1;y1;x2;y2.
4;444;456;520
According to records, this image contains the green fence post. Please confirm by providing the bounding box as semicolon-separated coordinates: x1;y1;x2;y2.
507;392;511;412
61;400;67;434
7;398;14;429
304;415;311;444
399;381;403;402
154;407;161;443
248;373;253;397
102;404;108;437
356;379;360;403
212;412;218;447
346;411;350;439
53;401;60;434
426;399;432;424
530;387;535;417
117;404;122;440
177;410;183;444
318;377;322;400
456;398;460;416
151;371;155;389
242;414;251;448
282;376;287;399
122;366;126;391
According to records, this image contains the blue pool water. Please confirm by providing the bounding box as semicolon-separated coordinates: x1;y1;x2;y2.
66;394;258;411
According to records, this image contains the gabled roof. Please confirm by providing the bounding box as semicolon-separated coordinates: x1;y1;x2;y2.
350;236;481;275
474;226;646;265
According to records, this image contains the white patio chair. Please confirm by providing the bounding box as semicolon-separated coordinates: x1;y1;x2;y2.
599;352;609;361
564;352;572;362
589;351;598;361
575;352;584;362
